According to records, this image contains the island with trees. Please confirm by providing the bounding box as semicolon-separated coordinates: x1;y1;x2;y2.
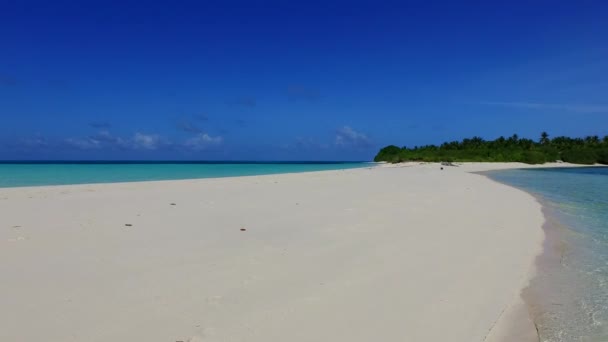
374;133;608;165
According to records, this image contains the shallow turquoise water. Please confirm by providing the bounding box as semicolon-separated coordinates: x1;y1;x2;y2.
486;167;608;342
0;162;369;188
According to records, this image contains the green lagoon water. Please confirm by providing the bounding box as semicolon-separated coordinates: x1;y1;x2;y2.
0;162;369;188
487;167;608;342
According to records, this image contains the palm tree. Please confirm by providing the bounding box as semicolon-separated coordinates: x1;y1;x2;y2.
585;135;600;146
470;136;485;148
506;134;519;147
540;131;550;145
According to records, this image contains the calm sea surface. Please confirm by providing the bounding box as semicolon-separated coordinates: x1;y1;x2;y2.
486;167;608;342
0;161;369;188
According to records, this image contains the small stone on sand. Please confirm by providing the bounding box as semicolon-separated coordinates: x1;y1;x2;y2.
125;224;133;227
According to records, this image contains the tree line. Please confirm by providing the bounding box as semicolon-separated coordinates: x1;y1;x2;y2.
374;133;608;165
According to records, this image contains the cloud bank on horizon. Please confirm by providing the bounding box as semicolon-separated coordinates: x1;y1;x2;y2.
1;1;607;160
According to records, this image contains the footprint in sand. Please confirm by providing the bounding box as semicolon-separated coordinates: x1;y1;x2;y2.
7;236;27;242
205;295;223;306
176;335;206;342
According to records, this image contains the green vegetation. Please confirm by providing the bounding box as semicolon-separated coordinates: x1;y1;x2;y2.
374;133;608;165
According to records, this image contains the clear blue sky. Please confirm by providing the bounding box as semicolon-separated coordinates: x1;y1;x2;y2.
1;1;607;161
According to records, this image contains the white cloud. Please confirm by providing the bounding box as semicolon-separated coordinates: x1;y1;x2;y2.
18;137;49;148
95;130;129;148
184;133;223;150
63;131;222;152
65;137;102;149
66;131;165;150
335;126;372;148
65;131;125;150
132;133;163;150
478;101;608;113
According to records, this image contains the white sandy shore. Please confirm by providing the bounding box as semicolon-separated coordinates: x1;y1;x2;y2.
0;162;566;341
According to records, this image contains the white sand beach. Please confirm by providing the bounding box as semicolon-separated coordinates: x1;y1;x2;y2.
0;163;559;341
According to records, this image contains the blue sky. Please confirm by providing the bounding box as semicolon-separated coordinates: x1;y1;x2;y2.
1;1;607;161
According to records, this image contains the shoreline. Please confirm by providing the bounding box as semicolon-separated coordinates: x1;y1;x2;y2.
474;171;546;342
521;203;568;341
1;161;601;190
476;165;606;342
511;187;600;342
0;167;371;191
0;163;558;341
0;162;373;189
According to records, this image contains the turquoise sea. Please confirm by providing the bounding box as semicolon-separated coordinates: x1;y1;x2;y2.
0;161;369;188
486;167;608;342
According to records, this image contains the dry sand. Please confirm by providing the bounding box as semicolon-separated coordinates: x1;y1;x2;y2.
0;163;560;341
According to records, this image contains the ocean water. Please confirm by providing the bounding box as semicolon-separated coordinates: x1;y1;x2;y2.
486;167;608;342
0;161;369;188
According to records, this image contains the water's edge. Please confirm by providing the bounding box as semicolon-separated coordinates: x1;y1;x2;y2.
522;202;569;341
0;162;373;188
478;169;593;342
475;170;546;342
